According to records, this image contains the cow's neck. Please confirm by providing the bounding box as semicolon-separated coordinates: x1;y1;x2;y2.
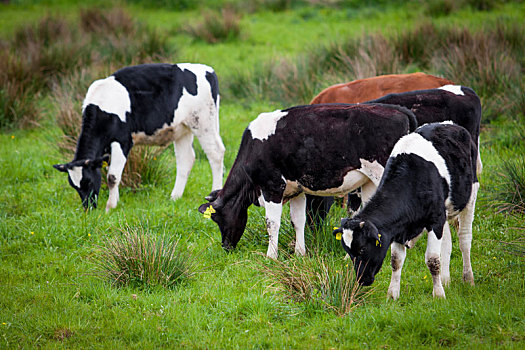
73;109;107;161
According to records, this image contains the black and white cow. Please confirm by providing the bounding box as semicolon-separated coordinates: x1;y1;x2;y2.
307;85;483;226
333;122;479;299
53;63;225;211
198;103;417;259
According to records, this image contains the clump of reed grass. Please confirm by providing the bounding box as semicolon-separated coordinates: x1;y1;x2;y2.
490;156;525;214
258;252;368;316
184;8;242;44
93;225;199;290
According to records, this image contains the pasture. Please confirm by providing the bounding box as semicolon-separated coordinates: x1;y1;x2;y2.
1;0;524;348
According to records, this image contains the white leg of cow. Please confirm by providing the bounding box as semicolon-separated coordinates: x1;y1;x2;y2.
458;182;479;285
106;142;127;212
265;201;283;259
387;242;406;300
360;180;377;207
289;193;306;256
195;131;225;191
426;230;445;298
171;131;195;200
440;221;452;286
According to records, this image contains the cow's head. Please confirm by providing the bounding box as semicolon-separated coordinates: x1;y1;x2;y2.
199;190;249;251
333;218;390;286
53;155;109;209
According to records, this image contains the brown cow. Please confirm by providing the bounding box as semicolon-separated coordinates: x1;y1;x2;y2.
310;72;453;104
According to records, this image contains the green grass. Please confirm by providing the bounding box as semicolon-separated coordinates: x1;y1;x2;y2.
1;1;525;348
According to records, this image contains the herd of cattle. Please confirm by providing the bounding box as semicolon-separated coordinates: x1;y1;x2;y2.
53;64;482;299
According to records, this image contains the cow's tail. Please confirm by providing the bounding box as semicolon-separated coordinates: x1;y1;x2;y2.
401;106;418;132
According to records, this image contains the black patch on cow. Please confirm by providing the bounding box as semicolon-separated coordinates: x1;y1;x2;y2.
206;70;219;106
416;123;477;212
368;86;481;147
427;256;441;276
75;104;132;160
112;63;199;136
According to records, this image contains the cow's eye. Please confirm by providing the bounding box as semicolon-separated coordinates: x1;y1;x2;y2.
358;247;365;255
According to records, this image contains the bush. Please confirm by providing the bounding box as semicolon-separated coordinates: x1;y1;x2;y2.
93;225;199;289
184;8;242;44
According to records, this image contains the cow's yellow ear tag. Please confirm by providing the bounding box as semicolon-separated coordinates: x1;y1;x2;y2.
333;227;342;241
203;205;216;219
376;233;382;247
102;161;108;168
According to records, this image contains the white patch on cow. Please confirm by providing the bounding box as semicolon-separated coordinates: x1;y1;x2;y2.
177;62;214;74
282;170;369;198
83;76;131;122
357;159;384;187
67;166;83;189
248;110;288;141
438;84;465;96
391;133;451;185
387;242;406;300
341;228;354;249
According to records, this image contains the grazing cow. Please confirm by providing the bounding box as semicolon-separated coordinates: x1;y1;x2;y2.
307;73;453;225
333;122;479;299
310;72;453;104
53;63;225;211
198;103;417;259
308;85;483;226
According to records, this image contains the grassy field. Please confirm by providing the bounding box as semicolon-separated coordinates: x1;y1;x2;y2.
1;0;524;348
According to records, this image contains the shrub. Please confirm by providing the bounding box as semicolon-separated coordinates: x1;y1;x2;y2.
93;225;199;289
184;8;242;44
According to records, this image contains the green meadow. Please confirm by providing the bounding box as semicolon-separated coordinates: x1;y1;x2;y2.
1;0;524;348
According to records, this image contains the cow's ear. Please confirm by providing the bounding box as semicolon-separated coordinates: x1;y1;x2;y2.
53;163;69;173
205;189;221;202
364;221;380;241
198;202;211;214
87;154;110;169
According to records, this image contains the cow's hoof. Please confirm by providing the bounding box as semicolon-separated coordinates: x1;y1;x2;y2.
441;274;451;287
463;272;474;286
432;288;446;299
387;288;400;300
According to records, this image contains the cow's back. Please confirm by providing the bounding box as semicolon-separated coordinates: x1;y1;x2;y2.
310;73;452;104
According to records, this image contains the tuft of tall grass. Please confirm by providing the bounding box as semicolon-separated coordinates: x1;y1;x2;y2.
490;156;525;214
184;8;242;44
93;225;199;290
258;252;368;316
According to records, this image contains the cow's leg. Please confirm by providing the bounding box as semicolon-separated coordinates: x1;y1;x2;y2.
305;195;334;230
387;242;406;300
426;229;445;298
359;180;377;207
290;193;307;256
440;221;452;286
193;125;225;193
264;200;283;259
458;182;479;285
106;141;128;212
476;138;483;176
171;130;195;200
